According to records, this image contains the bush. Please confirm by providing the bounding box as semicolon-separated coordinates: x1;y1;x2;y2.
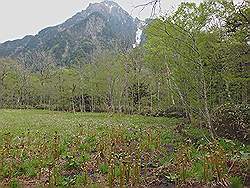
211;103;249;143
166;106;187;118
152;106;187;118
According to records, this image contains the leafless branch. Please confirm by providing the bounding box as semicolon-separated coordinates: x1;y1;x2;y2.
133;0;161;18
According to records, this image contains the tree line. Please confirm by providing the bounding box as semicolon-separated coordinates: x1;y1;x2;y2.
0;48;169;114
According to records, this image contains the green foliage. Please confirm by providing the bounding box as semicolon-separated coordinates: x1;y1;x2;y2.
9;178;21;188
230;176;244;188
145;0;249;132
64;155;81;170
99;163;109;174
17;159;39;177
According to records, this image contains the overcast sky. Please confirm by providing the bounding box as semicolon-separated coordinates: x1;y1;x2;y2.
0;0;242;43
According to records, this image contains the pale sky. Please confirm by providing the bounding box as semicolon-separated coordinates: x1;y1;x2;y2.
0;0;241;43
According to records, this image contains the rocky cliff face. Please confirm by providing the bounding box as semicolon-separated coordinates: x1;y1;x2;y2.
0;1;141;66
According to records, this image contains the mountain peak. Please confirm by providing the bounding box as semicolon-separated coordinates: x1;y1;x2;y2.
0;1;140;65
102;0;119;6
87;0;121;15
103;0;119;13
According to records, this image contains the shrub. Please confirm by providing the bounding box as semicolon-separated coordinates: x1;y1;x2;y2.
211;103;249;143
152;106;187;118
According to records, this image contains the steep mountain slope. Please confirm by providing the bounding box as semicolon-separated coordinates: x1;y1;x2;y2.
0;1;141;65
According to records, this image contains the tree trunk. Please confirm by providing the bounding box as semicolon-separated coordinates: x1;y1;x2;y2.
137;79;141;113
157;81;160;110
91;95;94;112
72;98;75;113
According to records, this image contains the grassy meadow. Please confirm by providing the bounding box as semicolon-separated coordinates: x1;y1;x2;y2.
0;109;178;136
0;110;249;187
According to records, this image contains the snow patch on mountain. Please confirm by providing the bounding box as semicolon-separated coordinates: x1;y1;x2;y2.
104;2;114;13
103;0;120;13
109;5;114;13
133;28;143;48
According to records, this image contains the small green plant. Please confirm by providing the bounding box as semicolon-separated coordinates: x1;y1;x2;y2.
175;144;192;184
9;178;21;188
99;163;108;174
64;155;80;170
230;176;243;188
207;142;227;182
119;162;125;188
108;159;115;188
